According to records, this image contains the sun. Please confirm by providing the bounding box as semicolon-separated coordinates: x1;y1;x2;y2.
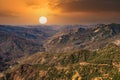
39;16;47;24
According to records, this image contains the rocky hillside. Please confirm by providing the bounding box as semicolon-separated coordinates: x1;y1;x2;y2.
44;23;120;52
0;25;57;72
0;23;120;80
0;43;120;80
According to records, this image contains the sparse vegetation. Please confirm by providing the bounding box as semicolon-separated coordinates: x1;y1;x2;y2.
0;24;120;80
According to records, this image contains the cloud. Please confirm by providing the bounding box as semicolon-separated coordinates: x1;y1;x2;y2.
24;0;40;6
0;10;19;17
22;0;120;13
50;0;120;13
24;0;48;9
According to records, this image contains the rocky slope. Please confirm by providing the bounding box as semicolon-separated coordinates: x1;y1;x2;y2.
0;23;120;80
0;25;57;71
44;23;120;52
0;43;120;80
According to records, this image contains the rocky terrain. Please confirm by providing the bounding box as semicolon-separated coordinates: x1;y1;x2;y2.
0;43;120;80
0;25;57;71
0;23;120;80
44;23;120;52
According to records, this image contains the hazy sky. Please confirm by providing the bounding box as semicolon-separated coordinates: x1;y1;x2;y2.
0;0;120;25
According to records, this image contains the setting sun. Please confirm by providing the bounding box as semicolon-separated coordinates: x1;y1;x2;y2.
39;16;47;24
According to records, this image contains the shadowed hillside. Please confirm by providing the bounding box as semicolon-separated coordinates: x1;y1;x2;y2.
0;25;57;71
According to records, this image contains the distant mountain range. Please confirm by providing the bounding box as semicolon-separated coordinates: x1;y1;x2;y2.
44;23;120;52
0;23;120;80
0;25;57;71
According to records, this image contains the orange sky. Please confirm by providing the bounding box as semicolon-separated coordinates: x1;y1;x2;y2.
0;0;120;25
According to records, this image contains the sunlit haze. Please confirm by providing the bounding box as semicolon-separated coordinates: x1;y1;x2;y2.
0;0;120;25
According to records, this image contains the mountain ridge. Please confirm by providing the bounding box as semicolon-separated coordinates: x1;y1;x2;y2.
44;23;120;52
0;43;120;80
0;23;120;80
